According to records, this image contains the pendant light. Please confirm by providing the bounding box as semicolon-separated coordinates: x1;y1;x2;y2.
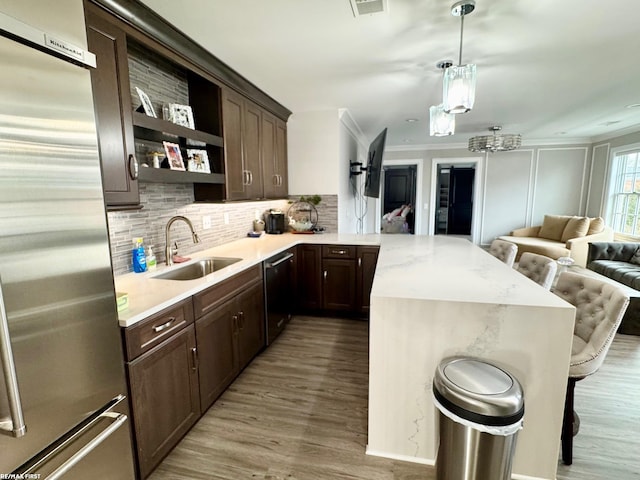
468;126;522;152
443;1;476;114
430;61;455;136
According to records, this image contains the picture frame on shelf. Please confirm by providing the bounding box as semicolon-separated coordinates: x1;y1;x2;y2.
162;141;185;171
186;149;211;173
135;87;156;117
169;103;195;129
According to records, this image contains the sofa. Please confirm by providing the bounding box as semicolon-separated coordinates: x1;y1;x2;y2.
498;215;613;267
586;242;640;335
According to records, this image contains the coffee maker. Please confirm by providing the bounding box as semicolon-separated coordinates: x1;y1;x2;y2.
265;210;286;234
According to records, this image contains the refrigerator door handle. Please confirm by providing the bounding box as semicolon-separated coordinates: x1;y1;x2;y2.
45;412;127;480
0;276;27;438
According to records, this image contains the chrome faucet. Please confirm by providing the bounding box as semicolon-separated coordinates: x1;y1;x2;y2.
165;215;200;266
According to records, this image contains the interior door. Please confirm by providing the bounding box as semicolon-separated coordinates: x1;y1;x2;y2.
448;167;475;235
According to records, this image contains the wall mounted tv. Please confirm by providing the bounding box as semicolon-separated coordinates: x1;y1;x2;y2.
364;128;388;198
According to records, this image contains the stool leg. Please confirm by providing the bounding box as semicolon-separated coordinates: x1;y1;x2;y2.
562;378;577;465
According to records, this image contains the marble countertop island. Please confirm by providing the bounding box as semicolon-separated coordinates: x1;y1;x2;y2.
115;233;574;479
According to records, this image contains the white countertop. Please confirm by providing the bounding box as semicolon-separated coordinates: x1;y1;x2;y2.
115;233;567;327
115;232;380;327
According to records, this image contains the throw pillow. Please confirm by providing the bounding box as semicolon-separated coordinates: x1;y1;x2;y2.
587;217;605;235
630;247;640;266
561;216;590;242
538;215;572;241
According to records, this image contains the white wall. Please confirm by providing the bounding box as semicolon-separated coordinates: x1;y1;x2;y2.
287;110;340;195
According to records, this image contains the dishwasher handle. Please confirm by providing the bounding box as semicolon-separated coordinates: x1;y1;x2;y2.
265;252;294;269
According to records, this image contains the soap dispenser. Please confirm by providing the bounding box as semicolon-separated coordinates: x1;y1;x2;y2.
146;246;157;271
132;237;147;273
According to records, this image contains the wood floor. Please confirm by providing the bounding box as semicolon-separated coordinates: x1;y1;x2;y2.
148;316;640;480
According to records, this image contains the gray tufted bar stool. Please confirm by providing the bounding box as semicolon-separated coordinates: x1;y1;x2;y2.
516;252;558;290
552;271;630;465
489;239;518;267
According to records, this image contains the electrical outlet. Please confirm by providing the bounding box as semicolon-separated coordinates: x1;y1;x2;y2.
223;212;230;225
202;215;212;230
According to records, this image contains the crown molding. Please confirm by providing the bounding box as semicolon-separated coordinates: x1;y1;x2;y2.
591;124;640;144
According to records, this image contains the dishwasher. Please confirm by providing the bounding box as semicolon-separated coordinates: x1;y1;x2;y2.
264;250;295;345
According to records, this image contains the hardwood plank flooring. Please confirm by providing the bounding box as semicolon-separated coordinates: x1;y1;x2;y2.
148;316;640;480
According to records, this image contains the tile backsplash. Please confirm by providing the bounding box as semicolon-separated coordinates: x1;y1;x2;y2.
107;183;337;275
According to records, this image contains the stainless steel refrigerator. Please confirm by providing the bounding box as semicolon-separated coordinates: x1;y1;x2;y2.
0;6;136;479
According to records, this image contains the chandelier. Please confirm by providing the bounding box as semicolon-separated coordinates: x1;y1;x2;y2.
443;1;477;114
468;126;522;152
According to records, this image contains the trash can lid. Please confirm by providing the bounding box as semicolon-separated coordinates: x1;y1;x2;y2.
433;357;524;426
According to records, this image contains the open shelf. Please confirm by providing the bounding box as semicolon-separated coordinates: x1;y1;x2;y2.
139;167;225;185
132;112;223;147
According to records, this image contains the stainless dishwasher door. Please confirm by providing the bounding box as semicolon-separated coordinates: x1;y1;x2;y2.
264;252;294;345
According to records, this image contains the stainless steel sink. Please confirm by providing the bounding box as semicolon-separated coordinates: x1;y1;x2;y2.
152;257;242;280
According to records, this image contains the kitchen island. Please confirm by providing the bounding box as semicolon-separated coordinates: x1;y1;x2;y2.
115;233;574;480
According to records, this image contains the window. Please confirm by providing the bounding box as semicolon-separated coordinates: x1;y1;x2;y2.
607;146;640;235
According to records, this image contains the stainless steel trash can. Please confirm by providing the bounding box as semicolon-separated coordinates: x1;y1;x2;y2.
433;357;524;480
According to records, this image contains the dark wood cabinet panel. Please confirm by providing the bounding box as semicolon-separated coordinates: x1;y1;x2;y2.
221;88;246;200
323;258;357;311
274;118;289;196
297;244;323;310
85;3;139;208
195;298;238;412
244;103;264;199
261;111;278;198
127;324;199;479
356;246;380;314
236;281;265;370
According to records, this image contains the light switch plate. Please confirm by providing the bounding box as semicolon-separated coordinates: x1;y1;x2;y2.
202;215;212;229
223;212;230;225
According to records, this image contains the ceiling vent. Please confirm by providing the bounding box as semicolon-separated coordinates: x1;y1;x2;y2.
349;0;387;17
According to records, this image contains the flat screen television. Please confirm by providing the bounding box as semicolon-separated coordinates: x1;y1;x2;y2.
364;128;388;198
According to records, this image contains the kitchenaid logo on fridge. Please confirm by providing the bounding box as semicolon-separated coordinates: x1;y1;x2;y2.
44;34;84;62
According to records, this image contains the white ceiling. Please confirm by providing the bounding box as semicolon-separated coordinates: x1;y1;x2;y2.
141;0;640;148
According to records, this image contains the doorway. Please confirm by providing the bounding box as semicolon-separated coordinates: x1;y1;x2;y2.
375;159;423;234
429;157;483;242
383;165;416;233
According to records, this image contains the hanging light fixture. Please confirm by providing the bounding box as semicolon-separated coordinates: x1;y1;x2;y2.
443;0;476;114
430;61;455;136
468;126;522;152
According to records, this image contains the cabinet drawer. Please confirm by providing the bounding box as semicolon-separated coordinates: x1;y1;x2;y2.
322;244;356;259
123;299;194;361
193;264;263;319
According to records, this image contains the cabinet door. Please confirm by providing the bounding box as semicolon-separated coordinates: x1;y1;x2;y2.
221;88;246;200
323;258;357;311
261;111;278;198
357;246;380;314
236;281;265;370
85;5;139;208
297;244;323;311
195;298;238;412
274;118;288;196
128;325;199;479
244;102;264;199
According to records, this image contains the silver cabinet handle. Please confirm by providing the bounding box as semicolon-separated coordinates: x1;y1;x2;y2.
191;347;198;372
152;317;175;333
128;154;139;180
272;174;278;186
242;170;248;185
323;270;327;281
331;249;347;255
45;412;127;480
358;257;362;268
232;315;239;335
276;319;284;328
0;275;27;438
248;171;253;185
238;311;245;329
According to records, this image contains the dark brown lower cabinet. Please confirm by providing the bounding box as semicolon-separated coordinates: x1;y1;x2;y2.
236;282;265;369
357;246;380;314
195;298;238;412
127;324;200;479
323;258;357;311
297;244;323;310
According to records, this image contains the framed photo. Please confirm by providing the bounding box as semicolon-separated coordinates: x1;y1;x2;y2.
186;149;211;173
162;141;185;171
135;87;156;117
169;103;195;129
